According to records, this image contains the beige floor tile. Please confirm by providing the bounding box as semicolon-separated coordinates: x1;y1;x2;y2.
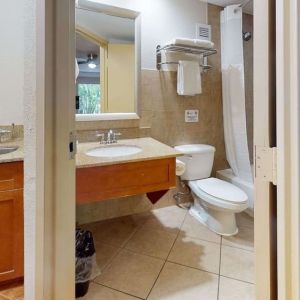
95;249;164;299
148;262;219;300
125;227;177;259
236;212;254;229
168;235;221;274
219;277;255;300
84;216;141;247
81;283;139;300
180;214;221;244
94;242;121;271
220;246;255;283
222;226;254;251
0;284;24;300
129;211;152;225
143;206;187;234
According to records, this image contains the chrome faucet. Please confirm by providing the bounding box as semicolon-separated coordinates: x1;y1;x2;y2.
0;128;11;143
0;123;15;143
97;129;122;144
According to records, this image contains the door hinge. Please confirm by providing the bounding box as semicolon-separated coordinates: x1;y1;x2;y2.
255;146;277;185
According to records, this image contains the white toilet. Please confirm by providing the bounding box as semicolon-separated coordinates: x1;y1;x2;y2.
175;144;248;236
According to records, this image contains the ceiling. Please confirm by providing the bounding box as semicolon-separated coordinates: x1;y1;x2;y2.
76;8;135;43
76;8;135;76
207;0;253;14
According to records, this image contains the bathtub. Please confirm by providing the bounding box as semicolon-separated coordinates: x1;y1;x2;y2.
216;167;254;217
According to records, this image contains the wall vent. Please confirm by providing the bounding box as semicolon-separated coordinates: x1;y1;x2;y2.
196;23;211;41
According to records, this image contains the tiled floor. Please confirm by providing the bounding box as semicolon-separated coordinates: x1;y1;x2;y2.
81;206;255;300
0;281;24;300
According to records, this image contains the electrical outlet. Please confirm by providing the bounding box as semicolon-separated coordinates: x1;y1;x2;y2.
185;110;199;123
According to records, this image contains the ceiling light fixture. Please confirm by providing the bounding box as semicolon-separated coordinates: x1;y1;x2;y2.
87;53;97;69
88;62;97;69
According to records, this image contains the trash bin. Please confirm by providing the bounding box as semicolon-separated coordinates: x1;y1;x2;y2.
76;228;100;298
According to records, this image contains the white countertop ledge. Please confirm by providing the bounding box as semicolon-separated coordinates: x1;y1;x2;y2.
76;137;182;168
0;138;182;168
0;139;24;164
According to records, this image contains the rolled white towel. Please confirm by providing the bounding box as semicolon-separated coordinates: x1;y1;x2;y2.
176;159;186;176
168;38;214;49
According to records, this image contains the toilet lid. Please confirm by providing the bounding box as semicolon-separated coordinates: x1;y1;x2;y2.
196;178;248;203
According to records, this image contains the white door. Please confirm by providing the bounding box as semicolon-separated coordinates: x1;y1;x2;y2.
276;0;300;299
24;0;76;299
255;0;300;299
254;0;277;299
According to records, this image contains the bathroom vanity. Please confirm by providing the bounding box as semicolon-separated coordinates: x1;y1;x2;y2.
0;140;24;283
0;136;180;284
76;138;181;204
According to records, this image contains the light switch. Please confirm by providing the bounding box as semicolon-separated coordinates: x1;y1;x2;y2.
185;110;199;123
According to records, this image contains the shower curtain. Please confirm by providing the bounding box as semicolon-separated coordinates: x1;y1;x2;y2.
220;5;252;182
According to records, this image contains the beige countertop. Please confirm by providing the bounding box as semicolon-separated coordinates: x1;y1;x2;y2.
76;137;182;168
0;139;24;164
0;137;182;167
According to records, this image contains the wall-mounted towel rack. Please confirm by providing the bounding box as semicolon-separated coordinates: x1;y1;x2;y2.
156;44;217;71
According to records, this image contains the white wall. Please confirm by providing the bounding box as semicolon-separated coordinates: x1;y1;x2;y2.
86;0;208;69
0;1;24;125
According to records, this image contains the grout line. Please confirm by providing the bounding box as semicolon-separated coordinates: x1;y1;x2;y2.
121;225;144;249
166;260;220;276
219;274;255;285
92;282;143;299
95;208;189;300
99;246;123;273
101;245;220;278
178;233;222;246
145;210;188;299
94;207;255;299
217;236;223;300
114;247;165;262
221;243;255;253
92;215;151;251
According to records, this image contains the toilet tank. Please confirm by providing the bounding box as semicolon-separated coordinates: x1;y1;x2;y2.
174;144;216;181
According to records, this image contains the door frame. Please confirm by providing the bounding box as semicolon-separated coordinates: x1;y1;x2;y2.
24;0;75;299
24;0;300;298
255;0;300;299
254;0;277;298
276;0;300;299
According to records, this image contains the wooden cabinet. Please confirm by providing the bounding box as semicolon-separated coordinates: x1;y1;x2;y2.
0;162;23;283
77;158;176;204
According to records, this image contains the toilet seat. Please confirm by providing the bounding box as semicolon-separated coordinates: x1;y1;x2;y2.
189;177;248;209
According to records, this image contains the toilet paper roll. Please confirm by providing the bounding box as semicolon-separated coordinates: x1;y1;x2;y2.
176;159;186;176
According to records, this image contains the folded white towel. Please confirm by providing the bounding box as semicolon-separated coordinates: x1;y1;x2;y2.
169;38;214;49
177;60;202;96
176;159;186;176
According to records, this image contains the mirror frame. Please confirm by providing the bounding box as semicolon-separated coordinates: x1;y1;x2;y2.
75;0;141;121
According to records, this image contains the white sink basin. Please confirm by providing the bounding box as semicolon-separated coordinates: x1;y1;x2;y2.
86;145;142;158
0;146;18;155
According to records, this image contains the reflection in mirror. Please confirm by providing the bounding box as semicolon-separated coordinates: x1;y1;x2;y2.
76;34;101;114
75;6;137;117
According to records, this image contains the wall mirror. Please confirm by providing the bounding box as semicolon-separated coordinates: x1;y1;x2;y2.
75;1;141;121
